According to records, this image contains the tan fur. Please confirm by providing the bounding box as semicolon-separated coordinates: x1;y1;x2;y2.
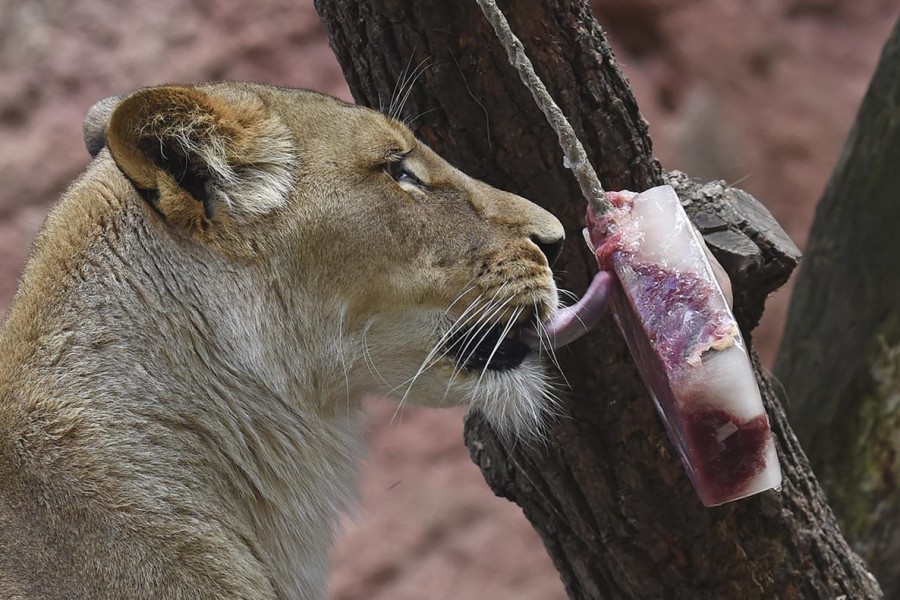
0;83;565;599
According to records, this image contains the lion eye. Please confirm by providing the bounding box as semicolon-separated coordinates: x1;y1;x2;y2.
386;161;424;188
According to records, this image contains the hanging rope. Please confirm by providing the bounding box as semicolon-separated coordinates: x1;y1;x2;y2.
475;0;610;214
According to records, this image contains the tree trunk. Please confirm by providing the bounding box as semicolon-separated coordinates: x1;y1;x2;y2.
315;1;882;597
775;16;900;597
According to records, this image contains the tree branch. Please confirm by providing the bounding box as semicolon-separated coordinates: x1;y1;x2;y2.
776;16;900;597
316;0;882;596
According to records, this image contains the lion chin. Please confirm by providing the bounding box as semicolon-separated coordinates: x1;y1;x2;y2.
0;82;570;600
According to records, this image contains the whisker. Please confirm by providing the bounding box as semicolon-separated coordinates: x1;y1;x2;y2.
387;51;418;118
337;306;352;412
431;282;479;335
451;293;516;380
361;320;390;388
442;43;492;151
475;305;524;390
396;64;427;120
439;285;512;402
387;294;496;395
393;56;432;121
389;290;499;424
404;106;440;127
536;310;571;389
452;290;513;365
557;287;581;303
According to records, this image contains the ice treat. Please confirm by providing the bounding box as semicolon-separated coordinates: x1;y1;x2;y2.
583;184;781;506
523;185;781;505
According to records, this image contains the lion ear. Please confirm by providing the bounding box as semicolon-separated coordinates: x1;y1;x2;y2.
83;93;124;158
106;85;295;226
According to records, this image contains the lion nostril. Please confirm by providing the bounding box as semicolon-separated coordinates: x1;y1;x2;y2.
530;235;564;266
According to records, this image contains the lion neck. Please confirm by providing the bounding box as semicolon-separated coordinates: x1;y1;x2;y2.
2;177;367;598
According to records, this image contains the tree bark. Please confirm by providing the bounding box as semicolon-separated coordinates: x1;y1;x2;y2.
776;16;900;597
315;1;882;597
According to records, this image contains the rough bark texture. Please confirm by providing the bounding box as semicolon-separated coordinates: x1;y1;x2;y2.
315;1;882;597
776;16;900;597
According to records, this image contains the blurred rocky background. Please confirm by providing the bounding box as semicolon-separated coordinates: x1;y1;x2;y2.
1;1;897;598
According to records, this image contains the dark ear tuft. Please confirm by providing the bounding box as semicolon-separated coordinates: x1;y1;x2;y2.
133;133;214;211
83;94;124;158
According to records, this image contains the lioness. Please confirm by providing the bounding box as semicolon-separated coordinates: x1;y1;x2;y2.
0;82;600;599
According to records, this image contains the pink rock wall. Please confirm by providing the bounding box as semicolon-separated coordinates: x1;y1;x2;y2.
1;1;896;598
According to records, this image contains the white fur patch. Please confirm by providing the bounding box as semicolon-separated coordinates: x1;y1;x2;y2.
160;110;297;218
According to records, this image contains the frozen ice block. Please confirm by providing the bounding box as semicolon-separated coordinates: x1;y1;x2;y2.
585;185;782;506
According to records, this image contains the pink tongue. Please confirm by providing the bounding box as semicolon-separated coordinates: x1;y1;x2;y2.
524;271;614;350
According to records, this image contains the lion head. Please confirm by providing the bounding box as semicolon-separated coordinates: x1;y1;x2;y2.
89;82;567;436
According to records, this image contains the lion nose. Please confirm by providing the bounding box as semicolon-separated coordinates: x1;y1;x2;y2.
530;233;564;266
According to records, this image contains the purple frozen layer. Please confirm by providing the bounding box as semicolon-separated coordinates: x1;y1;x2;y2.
622;262;736;374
